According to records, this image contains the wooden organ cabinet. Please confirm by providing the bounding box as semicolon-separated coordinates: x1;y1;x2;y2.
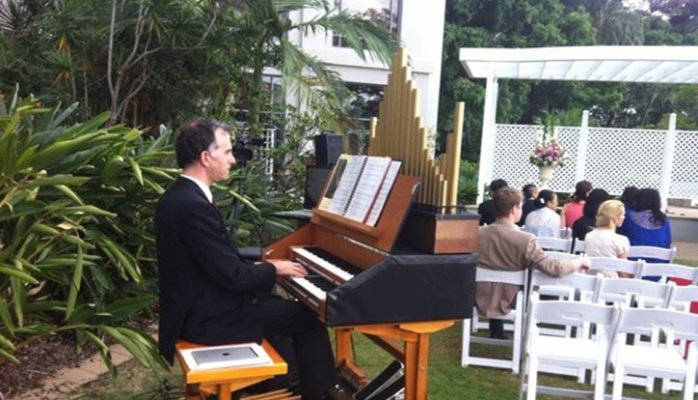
263;49;478;400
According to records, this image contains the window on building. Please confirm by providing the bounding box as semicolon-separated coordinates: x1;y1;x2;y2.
262;75;284;106
333;0;400;48
344;83;384;128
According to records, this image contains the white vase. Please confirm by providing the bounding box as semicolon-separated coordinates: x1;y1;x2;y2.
539;165;555;189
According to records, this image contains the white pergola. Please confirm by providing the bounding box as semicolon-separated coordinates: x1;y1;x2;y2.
459;46;698;203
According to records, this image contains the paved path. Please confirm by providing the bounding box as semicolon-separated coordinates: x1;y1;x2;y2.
14;343;134;400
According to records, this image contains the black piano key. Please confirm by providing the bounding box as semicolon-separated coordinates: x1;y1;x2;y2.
304;246;363;276
305;274;337;292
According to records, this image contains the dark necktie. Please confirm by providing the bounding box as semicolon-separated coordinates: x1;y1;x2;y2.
212;199;218;209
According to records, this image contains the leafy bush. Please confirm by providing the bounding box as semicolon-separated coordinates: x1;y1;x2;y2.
0;92;176;373
225;110;318;247
458;161;479;205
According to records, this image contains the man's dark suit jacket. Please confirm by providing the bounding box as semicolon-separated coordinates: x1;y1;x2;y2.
518;198;537;227
478;199;496;225
155;177;276;364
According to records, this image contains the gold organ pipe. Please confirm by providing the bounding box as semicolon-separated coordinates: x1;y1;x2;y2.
366;48;462;209
447;102;465;207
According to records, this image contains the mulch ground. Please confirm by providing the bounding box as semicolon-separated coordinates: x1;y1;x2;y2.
0;334;95;400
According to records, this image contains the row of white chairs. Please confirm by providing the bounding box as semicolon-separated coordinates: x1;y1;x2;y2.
462;265;698;398
522;292;698;400
537;236;678;263
546;252;698;284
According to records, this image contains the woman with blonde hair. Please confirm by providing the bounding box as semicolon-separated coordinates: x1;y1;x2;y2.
585;200;631;277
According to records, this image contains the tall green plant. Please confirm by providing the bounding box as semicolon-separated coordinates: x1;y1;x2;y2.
0;92;176;373
233;0;400;135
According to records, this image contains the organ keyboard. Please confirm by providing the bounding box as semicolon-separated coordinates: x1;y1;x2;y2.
263;175;477;400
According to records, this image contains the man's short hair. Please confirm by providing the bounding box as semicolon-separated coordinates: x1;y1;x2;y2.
175;119;231;168
489;179;508;193
493;187;522;218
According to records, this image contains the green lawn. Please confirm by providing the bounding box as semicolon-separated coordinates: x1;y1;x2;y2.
70;261;698;399
71;321;685;399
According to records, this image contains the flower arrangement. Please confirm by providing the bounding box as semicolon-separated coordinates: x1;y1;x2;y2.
530;116;569;168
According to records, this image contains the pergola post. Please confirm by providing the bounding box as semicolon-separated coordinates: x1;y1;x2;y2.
476;75;499;204
659;113;677;210
574;110;590;185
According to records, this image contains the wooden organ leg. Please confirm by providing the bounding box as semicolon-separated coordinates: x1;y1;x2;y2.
344;321;454;400
403;331;430;400
336;328;368;389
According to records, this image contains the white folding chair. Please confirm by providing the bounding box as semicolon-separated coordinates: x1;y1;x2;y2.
529;271;602;382
639;262;698;285
572;239;585;254
462;266;528;373
588;257;642;279
629;245;677;263
669;285;698;312
595;276;673;310
519;293;617;400
559;227;571;239
524;225;560;238
536;236;572;253
530;270;600;308
610;307;698;400
664;285;698;394
596;277;674;391
544;251;578;261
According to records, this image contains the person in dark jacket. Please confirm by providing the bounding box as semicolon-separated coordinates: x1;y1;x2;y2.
155;119;336;400
572;188;610;241
518;183;539;227
478;179;508;225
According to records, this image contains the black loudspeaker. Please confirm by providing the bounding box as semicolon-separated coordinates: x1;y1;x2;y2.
314;134;343;167
303;167;331;209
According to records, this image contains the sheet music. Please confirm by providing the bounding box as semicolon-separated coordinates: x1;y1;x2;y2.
317;155;350;211
365;161;402;226
327;155;367;215
344;157;392;222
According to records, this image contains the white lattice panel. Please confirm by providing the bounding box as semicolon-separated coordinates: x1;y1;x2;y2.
585;127;665;194
671;130;698;199
491;124;697;199
493;124;579;194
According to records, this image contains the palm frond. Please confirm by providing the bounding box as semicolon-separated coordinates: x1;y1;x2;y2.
294;9;400;66
280;38;345;114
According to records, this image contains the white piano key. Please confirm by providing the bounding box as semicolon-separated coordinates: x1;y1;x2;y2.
292;247;355;282
291;277;327;302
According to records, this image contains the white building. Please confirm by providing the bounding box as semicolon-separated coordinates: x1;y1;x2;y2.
281;0;447;131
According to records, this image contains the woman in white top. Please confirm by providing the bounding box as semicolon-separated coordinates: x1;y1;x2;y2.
585;200;630;277
523;190;561;237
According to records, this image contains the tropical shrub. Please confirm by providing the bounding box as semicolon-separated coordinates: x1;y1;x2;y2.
224;110;319;247
458;161;479;205
0;92;177;373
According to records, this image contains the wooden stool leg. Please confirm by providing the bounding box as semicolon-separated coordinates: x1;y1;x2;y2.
185;383;202;400
219;382;233;400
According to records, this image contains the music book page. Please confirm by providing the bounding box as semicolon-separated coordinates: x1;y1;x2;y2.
365;160;402;226
326;155;367;215
317;155;351;211
343;157;392;222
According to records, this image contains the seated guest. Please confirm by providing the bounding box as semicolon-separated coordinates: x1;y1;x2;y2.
618;188;672;258
585;200;630;278
561;180;592;228
477;187;588;338
523;190;561;237
572;188;610;241
478;179;508;225
619;185;639;211
518;183;539;227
